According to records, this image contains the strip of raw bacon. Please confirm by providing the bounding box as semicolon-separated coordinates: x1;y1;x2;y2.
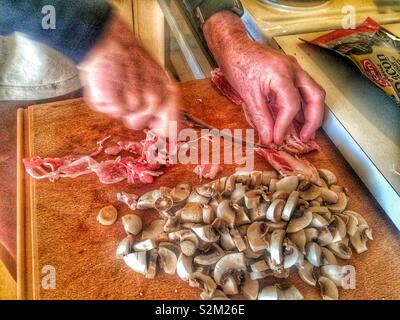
194;164;223;181
116;192;139;210
257;148;322;185
211;68;320;155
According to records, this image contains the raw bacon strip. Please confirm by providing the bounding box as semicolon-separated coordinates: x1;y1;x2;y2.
257;148;322;186
194;164;223;181
211;68;320;155
116;192;139;210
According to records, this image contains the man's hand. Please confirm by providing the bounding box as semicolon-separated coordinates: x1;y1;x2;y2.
204;11;325;145
79;16;179;137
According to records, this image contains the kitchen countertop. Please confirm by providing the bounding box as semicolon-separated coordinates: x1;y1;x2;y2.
0;91;82;280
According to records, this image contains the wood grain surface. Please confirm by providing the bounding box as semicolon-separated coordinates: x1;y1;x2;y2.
19;79;400;300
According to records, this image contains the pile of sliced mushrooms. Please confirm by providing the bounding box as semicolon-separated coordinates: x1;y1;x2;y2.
115;168;373;300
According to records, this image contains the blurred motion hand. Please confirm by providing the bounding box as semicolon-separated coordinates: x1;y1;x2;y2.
79;16;179;137
204;11;325;145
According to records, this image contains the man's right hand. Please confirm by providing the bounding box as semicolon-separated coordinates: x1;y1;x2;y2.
79;16;179;137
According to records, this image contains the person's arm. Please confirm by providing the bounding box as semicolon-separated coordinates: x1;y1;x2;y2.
0;0;111;64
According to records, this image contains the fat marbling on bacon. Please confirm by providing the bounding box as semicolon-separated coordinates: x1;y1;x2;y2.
211;68;320;155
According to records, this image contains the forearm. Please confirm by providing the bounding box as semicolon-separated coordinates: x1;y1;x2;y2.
0;0;112;64
203;10;251;67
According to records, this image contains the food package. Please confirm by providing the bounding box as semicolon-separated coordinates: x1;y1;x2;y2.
302;17;400;104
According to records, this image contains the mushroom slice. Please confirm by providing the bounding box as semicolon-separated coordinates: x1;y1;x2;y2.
299;184;321;201
219;227;237;251
279;285;304;300
202;204;215;225
164;215;181;233
188;189;210;204
177;253;193;281
349;228;368;254
123;251;147;274
310;213;329;228
142;219;167;241
178;203;203;223
116;235;134;259
344;210;369;228
265;221;288;230
321;247;338;265
205;290;230;300
190;272;217;298
232;204;251;226
221;276;239;295
269;178;278;193
318;169;337;186
345;214;358;237
223;175;237;197
133;239;157;252
145;249;158;279
154;195;173;212
258;285;279;300
281;191;299;221
170;183;191;204
158;243;178;274
261;170;278;186
121;214;142;235
250;260;269;272
272;190;289;201
297;260;317;287
247;222;269;252
318;276;339;300
230;229;247;252
213;253;246;286
249;171;263;189
332;215;347;239
270;229;286;268
266;199;285;222
242;236;264;259
216;200;236;228
191;225;219;243
304;227;319;243
244;190;261;209
238;224;249;237
283;239;301;269
317;227;334;245
230;183;248;203
249;271;272;280
179;230;199;256
97;205;118;226
276;176;299;193
319;188;339;204
194;244;224;265
288;230;306;254
328;192;348;213
327;241;352;260
242;274;259;300
249;203;268;222
306;242;322;267
286;210;313;233
136;190;156;209
321;265;345;287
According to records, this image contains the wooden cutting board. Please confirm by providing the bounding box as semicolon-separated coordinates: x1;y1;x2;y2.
17;79;400;300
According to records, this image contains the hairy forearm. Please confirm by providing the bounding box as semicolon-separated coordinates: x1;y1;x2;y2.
203;10;251;66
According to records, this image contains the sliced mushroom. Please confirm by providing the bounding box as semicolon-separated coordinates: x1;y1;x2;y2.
344;210;369;228
188;189;210;204
121;214;142;235
158;243;178;274
279;285;304;300
247;222;269;252
261;170;278;186
299;184;321;201
242;236;264;259
170;183;191;204
154;195;173;212
328;192;348;213
230;183;248;203
266;199;285;222
332;215;347;239
318;276;339;300
306;242;322;267
276;176;299;193
297;260;317;286
145;249;158;279
116;235;134;259
319;188;339;204
317;227;334;245
213;253;246;286
202;204;215;225
177;253;193;281
270;229;286;268
266;221;288;230
286;210;313;233
345;214;358;237
318;169;337;186
142;219;167;241
97;205;118;226
164;214;181;233
189;272;217;298
327;241;352;260
349;228;368;254
133;239;156;252
281;191;299;221
269;178;278;193
249;171;263;189
321;265;345;287
283;239;301;269
272;190;289;201
230;229;247;252
244;190;261;209
223;175;237;197
321;247;338;265
123;251;147;274
249;270;272;280
288;230;306;254
250;259;269;272
137;190;156;209
216;200;236;228
249;202;268;222
221;276;239;295
232;204;251;226
242;274;259;300
310;213;329;228
178;203;203;223
304;227;319;243
194;243;224;265
191;225;219;243
258;285;279;300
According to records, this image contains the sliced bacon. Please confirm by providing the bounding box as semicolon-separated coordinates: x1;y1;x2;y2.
211;68;320;155
116;192;139;210
194;164;223;181
257;148;322;185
